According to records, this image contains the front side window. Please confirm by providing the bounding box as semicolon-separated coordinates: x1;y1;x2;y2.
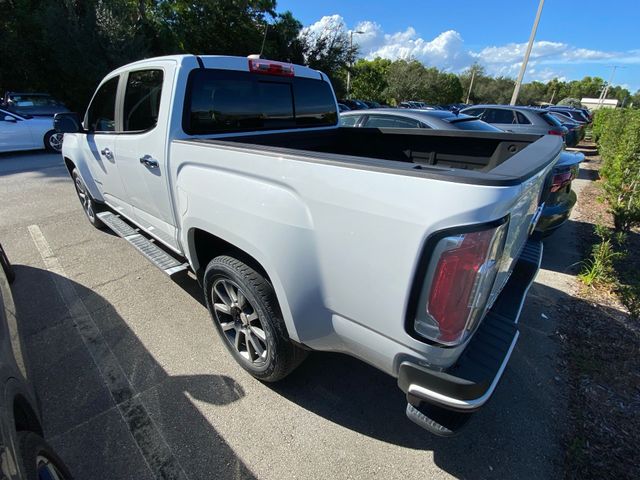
184;69;337;134
123;70;164;132
86;76;119;132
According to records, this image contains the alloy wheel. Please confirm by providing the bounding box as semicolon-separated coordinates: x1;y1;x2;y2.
211;279;268;365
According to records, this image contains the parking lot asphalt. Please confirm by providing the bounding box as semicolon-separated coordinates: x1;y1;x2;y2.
0;151;585;479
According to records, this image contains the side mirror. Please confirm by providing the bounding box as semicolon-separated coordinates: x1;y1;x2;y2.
3;115;16;122
54;112;83;133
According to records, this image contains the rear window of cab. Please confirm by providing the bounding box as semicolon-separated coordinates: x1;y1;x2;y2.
183;69;338;134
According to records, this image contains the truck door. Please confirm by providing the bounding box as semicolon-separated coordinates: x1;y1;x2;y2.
115;64;178;250
78;75;132;217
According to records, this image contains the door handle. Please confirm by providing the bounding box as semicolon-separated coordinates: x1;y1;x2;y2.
139;154;159;168
100;148;113;160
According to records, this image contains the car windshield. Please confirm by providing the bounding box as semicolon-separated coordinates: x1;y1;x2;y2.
9;94;64;107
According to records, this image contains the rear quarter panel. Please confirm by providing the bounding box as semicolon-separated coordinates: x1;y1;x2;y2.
171;140;550;374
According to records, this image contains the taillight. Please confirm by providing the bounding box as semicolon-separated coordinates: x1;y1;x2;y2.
550;170;574;192
548;130;563;136
415;222;508;346
248;58;294;77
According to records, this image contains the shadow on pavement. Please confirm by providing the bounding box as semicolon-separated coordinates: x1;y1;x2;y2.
0;151;69;178
12;265;257;480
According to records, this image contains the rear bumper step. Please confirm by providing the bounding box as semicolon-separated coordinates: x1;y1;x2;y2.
399;239;543;435
97;212;188;276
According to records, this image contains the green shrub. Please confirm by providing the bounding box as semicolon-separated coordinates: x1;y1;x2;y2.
558;97;583;108
579;224;625;287
595;109;640;231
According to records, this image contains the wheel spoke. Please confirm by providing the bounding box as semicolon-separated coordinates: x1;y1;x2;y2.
214;282;232;306
245;312;258;323
214;302;231;315
248;333;265;359
249;325;266;342
237;291;246;309
223;281;238;303
220;320;235;332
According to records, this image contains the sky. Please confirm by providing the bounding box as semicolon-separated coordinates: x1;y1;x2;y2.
276;0;640;93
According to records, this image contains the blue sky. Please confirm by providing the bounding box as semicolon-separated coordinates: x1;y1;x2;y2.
277;0;640;92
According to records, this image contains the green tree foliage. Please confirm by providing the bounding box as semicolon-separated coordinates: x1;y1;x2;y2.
593;109;640;231
349;58;391;103
558;97;584;108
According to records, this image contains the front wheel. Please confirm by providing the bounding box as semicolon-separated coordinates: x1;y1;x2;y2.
44;130;63;153
204;255;307;382
71;169;103;229
17;431;74;480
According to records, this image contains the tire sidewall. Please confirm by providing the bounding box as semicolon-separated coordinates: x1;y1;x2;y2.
44;130;62;153
204;258;285;380
71;169;102;228
17;431;73;480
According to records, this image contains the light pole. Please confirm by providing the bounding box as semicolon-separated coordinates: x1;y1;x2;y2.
465;69;476;104
346;30;364;99
599;65;623;106
510;0;545;105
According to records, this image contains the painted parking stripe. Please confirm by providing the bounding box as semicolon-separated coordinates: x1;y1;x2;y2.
28;224;189;480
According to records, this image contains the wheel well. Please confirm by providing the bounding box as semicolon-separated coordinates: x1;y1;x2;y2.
192;229;270;283
63;157;75;177
13;395;43;436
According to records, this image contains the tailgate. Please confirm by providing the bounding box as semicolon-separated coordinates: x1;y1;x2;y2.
486;136;562;309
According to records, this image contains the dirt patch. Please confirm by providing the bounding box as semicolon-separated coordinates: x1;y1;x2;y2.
561;143;640;480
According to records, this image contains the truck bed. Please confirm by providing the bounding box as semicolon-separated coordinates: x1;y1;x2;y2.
185;127;562;186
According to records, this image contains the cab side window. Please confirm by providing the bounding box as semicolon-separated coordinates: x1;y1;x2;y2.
123;70;164;132
85;76;119;132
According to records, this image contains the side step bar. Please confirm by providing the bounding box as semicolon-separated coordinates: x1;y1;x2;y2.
97;212;188;276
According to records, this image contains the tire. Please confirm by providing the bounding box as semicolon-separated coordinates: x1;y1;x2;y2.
17;431;74;480
44;130;63;153
71;169;104;229
204;255;307;382
0;243;15;284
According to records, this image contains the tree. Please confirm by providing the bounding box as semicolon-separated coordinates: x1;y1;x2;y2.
349;58;392;103
383;60;429;104
297;15;355;98
558;98;583;108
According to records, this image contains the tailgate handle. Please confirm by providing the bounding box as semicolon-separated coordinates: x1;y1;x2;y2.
139;155;158;169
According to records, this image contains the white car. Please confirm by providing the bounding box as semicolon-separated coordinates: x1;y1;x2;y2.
0;108;63;153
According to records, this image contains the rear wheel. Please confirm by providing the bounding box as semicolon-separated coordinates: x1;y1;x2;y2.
44;130;63;153
17;431;73;480
71;169;103;229
204;255;307;382
0;243;15;284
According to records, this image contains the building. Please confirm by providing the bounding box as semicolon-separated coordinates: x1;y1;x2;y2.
581;97;618;110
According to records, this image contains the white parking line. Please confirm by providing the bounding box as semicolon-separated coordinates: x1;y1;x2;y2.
28;224;190;480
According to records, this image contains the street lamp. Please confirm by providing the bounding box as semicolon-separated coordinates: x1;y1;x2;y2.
510;0;545;105
346;30;364;99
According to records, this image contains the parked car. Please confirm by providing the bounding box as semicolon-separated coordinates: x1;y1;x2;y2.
0;243;74;479
361;100;383;109
337;103;351;113
547;106;591;124
340;108;503;132
535;151;583;236
341;107;579;236
338;99;369;110
0;108;63;153
548;111;584;147
461;105;568;139
56;55;561;435
2;92;70;117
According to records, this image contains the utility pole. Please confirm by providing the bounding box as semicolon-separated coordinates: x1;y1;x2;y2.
465;69;476;104
510;0;545;105
548;88;556;104
346;30;364;99
599;65;621;106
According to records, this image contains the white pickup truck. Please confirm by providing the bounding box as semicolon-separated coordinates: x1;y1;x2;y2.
55;55;560;435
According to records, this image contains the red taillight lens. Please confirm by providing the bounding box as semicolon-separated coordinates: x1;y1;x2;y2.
550;171;573;192
415;223;507;345
548;130;563;136
248;58;294;76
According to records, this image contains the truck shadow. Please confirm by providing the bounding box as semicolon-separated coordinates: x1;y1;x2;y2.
11;265;257;480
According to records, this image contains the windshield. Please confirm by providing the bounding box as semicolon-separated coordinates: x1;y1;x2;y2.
9;94;64;107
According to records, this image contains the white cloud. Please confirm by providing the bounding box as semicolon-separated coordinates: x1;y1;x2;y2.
301;15;640;83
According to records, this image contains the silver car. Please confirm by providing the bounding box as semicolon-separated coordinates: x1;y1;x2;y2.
460;105;567;138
